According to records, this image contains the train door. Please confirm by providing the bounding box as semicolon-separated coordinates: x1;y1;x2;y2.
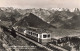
38;34;40;42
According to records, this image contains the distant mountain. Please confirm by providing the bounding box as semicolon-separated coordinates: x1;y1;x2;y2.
50;9;80;29
14;13;56;30
0;7;80;29
0;7;55;23
0;7;22;25
16;8;55;22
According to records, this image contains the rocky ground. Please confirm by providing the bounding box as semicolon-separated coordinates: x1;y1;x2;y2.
0;28;45;51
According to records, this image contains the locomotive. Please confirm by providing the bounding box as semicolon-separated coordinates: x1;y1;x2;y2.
24;27;51;45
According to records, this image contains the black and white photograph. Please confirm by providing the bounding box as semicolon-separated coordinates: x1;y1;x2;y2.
0;0;80;51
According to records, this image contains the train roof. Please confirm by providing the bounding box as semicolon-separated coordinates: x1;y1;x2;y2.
27;27;51;34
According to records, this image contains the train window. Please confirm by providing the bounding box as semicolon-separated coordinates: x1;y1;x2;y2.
31;32;32;35
48;34;50;37
37;34;38;37
28;32;30;34
33;33;35;35
43;35;47;38
35;34;38;37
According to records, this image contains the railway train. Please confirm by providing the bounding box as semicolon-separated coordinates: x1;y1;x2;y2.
23;27;51;45
13;26;71;46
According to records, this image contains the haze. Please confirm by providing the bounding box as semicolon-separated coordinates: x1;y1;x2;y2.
0;0;80;9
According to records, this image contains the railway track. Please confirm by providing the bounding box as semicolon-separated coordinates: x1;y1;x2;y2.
48;43;68;51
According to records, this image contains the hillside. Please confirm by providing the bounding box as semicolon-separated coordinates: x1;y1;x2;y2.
0;26;29;51
50;10;80;29
14;13;56;30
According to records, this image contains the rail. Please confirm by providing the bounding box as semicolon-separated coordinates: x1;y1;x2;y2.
49;43;68;51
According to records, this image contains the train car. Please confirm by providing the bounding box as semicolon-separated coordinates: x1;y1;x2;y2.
24;28;51;45
39;32;51;45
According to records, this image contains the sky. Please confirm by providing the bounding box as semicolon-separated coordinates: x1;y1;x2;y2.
0;0;80;9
